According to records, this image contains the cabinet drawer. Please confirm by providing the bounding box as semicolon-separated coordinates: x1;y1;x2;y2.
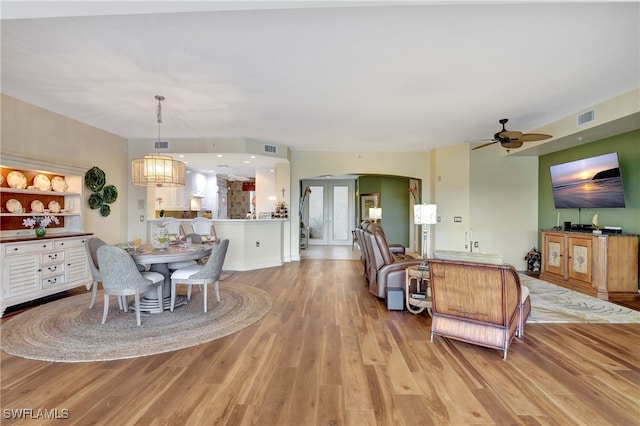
4;241;54;256
42;250;65;264
42;262;65;277
42;275;66;289
54;238;87;249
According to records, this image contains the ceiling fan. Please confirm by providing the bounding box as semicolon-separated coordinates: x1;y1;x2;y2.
472;118;552;150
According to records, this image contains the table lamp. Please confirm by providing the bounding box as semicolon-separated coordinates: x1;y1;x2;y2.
414;203;437;260
369;207;382;223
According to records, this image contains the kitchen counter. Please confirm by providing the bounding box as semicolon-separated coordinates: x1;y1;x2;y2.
148;219;287;271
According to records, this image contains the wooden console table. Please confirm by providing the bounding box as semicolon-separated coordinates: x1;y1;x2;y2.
540;230;639;301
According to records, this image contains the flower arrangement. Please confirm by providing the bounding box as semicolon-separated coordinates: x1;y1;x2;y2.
408;183;419;203
23;215;60;236
156;197;164;217
299;186;312;228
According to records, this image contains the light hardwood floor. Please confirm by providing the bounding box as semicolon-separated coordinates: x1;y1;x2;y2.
1;258;639;425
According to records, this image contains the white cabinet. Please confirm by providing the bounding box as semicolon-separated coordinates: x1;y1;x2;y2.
1;160;84;238
155;186;186;210
1;235;91;316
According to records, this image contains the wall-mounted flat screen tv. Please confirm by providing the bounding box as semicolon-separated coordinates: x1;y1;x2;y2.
550;152;626;209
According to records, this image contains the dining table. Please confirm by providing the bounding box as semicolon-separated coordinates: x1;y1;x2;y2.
128;243;213;313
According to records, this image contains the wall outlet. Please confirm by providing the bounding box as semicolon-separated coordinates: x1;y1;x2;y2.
474;241;479;248
454;216;462;222
139;215;144;222
256;241;260;247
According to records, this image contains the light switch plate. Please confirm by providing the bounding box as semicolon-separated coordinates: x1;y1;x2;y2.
454;216;462;222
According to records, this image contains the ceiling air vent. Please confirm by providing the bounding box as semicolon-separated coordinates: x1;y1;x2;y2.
577;109;595;126
264;144;277;154
154;140;169;150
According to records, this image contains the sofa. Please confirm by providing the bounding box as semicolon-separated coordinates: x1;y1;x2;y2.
426;250;531;360
357;222;423;298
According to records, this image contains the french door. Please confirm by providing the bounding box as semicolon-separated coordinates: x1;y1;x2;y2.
302;179;355;246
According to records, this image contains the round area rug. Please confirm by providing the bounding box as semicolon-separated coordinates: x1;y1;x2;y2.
0;283;272;362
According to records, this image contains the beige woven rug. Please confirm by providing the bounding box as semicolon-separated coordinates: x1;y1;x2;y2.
0;282;271;362
520;274;640;323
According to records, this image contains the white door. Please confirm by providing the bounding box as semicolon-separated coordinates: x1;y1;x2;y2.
303;180;355;246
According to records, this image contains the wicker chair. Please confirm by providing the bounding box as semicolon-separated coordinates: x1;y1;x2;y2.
426;251;531;360
191;217;219;243
97;245;165;326
170;239;229;312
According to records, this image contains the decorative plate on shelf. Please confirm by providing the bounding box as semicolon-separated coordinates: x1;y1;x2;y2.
51;176;68;192
6;199;23;213
7;171;27;189
33;174;51;191
48;200;61;213
30;200;45;213
0;174;4;186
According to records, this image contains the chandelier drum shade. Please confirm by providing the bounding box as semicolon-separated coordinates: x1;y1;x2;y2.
132;154;185;187
131;95;186;187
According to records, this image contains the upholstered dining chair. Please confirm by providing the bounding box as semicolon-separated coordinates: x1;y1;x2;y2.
85;237;107;309
97;245;165;326
191;217;219;243
170;239;229;312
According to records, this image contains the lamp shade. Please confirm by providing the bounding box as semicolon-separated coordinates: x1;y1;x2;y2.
369;207;382;220
131;154;185;187
414;204;437;225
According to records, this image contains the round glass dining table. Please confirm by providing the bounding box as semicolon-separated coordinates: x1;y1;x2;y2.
129;243;213;312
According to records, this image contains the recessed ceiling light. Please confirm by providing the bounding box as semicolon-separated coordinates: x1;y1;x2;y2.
217;154;223;158
243;161;251;164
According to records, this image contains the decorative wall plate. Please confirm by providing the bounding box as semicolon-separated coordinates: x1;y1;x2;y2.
6;199;23;213
30;200;45;213
7;171;27;189
0;174;4;186
33;174;51;191
51;176;68;192
48;200;61;213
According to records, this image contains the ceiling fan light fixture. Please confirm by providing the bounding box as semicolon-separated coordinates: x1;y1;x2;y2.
131;95;186;187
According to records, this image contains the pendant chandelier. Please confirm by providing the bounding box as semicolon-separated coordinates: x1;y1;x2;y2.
131;95;186;187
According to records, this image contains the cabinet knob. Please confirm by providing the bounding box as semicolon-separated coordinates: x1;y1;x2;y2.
13;247;18;251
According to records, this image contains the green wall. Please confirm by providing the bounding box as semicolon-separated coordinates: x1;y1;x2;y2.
358;175;411;246
538;129;640;235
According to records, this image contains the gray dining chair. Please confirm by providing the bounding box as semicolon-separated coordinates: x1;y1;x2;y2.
170;239;229;312
97;245;165;326
85;237;107;309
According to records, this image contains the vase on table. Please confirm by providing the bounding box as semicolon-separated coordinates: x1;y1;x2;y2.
35;227;46;238
152;224;169;250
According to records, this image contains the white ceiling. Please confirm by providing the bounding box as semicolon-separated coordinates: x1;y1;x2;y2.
2;1;639;175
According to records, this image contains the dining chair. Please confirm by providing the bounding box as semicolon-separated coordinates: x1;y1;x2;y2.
85;237;107;309
170;239;229;312
161;218;184;241
97;245;165;326
191;217;219;243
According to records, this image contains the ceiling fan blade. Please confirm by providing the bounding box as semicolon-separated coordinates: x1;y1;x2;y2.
501;140;524;149
521;133;552;142
472;141;497;150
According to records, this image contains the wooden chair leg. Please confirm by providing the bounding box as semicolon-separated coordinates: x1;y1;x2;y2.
101;294;109;324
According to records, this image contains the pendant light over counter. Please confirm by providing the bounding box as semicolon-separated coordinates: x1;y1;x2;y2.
131;95;186;187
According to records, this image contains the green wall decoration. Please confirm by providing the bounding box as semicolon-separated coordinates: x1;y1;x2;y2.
84;166;118;217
